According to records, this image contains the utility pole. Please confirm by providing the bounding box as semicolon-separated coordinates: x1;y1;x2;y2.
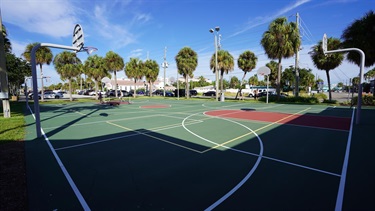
294;12;300;97
162;47;168;97
0;10;11;118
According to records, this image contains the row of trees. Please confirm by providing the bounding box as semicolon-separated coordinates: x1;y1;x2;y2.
21;44;161;101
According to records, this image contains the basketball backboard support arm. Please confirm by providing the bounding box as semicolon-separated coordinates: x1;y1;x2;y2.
322;34;365;125
31;43;81;137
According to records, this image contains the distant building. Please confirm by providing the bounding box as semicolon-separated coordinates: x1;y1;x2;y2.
103;77;175;91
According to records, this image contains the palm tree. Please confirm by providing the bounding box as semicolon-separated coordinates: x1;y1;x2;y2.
310;37;344;101
236;50;257;99
248;75;259;86
341;10;375;67
2;24;11;53
266;61;279;87
22;42;53;101
104;51;124;97
210;50;234;95
364;67;375;81
144;59;160;96
125;58;144;97
229;76;240;89
53;51;82;101
261;17;300;98
175;47;198;99
84;55;109;99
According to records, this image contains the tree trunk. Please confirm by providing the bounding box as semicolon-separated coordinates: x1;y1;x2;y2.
94;80;99;100
220;71;224;96
69;79;73;101
114;71;118;98
185;76;189;99
149;81;153;97
235;72;247;100
326;70;332;101
277;58;282;100
134;80;137;98
40;64;44;101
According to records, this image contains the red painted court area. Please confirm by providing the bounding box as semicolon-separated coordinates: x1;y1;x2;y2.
205;110;351;131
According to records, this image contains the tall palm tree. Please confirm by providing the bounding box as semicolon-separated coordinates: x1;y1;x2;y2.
261;17;300;98
144;59;160;96
236;50;257;99
210;50;234;95
2;24;11;53
104;51;124;97
22;42;53;101
310;37;344;101
53;51;82;101
84;55;109;99
125;58;144;97
175;47;198;99
341;10;375;67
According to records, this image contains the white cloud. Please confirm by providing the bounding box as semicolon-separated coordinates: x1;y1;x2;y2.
2;0;79;38
230;0;312;38
8;39;28;58
129;49;143;58
90;4;137;50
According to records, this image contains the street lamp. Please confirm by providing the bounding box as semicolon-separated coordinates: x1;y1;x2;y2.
210;26;220;101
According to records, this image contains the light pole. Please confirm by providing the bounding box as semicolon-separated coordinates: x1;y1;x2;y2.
210;26;220;101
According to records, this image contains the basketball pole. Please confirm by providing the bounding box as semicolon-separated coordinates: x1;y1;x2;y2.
322;34;365;125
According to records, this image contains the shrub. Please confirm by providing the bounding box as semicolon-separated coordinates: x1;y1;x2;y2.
322;99;338;104
259;95;320;104
313;93;327;101
352;95;375;106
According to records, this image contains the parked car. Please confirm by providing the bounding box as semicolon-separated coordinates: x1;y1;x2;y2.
165;91;174;97
106;90;121;97
82;89;94;95
189;90;198;96
152;89;164;96
28;90;63;99
203;91;216;96
121;90;133;97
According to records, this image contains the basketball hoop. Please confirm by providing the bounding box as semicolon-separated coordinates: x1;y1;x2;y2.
77;46;98;55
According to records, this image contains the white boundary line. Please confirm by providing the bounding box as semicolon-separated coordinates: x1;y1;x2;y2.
27;105;91;211
335;107;356;211
181;112;264;211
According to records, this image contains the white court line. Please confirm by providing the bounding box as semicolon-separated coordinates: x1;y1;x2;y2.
335;107;356;211
27;104;91;211
181;112;264;211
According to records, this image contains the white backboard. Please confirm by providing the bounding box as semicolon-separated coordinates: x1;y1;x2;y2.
72;24;84;50
322;33;327;54
257;66;271;76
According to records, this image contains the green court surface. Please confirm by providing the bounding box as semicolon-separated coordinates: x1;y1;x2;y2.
24;99;374;210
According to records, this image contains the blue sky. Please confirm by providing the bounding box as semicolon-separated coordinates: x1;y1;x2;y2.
2;0;374;87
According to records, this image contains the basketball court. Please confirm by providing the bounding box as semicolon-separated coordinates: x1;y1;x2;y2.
23;98;375;210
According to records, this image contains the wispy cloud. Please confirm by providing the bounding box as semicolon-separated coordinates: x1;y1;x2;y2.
229;0;311;38
129;49;143;58
91;4;137;49
2;0;78;38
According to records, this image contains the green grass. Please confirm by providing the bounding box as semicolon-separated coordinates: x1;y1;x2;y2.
0;101;27;143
